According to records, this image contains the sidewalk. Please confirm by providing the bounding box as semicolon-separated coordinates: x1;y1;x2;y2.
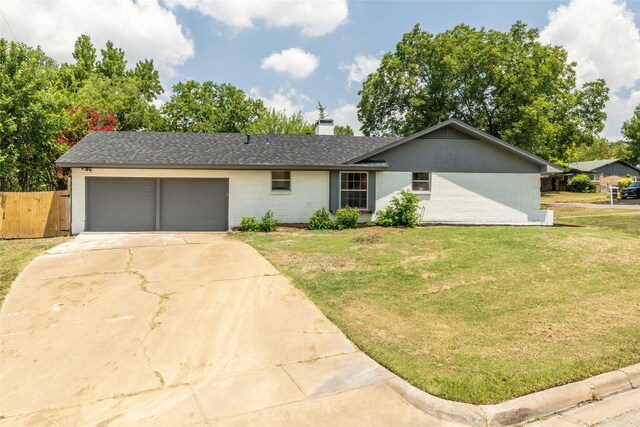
529;389;640;427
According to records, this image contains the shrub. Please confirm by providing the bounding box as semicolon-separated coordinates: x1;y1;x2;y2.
258;210;278;232
240;216;259;232
375;206;396;227
392;190;421;226
567;174;595;193
309;208;334;230
375;190;421;227
335;206;360;229
617;177;633;189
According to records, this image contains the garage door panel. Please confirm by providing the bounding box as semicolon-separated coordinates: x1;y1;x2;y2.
87;179;156;232
160;179;228;231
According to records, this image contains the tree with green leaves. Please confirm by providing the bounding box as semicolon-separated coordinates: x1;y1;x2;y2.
622;105;640;166
316;101;327;119
65;36;165;131
244;108;314;134
0;39;68;191
97;41;126;79
574;138;628;162
358;22;609;163
163;81;264;132
334;125;354;136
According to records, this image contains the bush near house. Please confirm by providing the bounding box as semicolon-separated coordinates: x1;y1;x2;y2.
335;206;360;229
240;216;260;232
617;177;633;189
240;210;278;232
257;210;277;232
308;207;360;231
308;208;335;230
376;190;420;227
567;174;596;193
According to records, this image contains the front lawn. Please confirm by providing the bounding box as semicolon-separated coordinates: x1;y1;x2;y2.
238;212;640;404
541;191;608;204
553;206;640;234
0;237;69;306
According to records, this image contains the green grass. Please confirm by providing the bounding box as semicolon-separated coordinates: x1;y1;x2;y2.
553;207;640;234
0;237;69;306
238;211;640;404
542;191;609;204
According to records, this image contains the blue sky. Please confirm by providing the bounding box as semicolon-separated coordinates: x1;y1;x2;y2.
2;0;640;137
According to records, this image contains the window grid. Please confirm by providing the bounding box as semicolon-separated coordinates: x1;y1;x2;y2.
340;172;368;210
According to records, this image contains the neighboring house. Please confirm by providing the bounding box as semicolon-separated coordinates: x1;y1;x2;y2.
56;118;561;234
568;159;640;190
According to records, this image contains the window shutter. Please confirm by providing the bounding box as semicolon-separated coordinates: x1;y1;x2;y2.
329;171;339;212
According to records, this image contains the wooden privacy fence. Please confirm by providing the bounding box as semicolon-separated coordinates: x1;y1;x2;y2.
0;191;70;239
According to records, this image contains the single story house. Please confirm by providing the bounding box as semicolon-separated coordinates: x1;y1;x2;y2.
568;159;640;190
56;118;561;234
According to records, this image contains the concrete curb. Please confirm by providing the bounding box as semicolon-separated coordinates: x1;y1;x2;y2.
386;363;640;426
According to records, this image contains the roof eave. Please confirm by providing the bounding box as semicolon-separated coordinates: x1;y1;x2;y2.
56;161;389;171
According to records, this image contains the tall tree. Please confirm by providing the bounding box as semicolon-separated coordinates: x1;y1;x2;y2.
97;41;126;79
622;104;640;166
316;101;327;120
0;39;68;191
163;81;264;132
358;22;609;163
76;74;165;131
72;35;96;83
131;59;163;102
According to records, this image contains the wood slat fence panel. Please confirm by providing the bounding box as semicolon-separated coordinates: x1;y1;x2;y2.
0;191;70;239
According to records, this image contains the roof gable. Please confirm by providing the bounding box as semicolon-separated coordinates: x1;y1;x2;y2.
347;119;562;173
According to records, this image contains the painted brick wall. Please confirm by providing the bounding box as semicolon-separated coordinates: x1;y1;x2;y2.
375;172;553;225
70;168;330;234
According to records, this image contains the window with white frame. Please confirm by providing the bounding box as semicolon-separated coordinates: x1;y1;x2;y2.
590;174;600;182
340;172;368;209
271;171;291;191
412;172;431;191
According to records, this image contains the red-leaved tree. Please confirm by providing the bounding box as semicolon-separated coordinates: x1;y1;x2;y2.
54;105;116;189
57;105;116;147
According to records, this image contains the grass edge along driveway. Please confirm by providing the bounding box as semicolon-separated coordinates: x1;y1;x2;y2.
0;237;70;306
238;210;640;405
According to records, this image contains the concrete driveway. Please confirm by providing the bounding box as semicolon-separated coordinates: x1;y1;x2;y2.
0;234;458;426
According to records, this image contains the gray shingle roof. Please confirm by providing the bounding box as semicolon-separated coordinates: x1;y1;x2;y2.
569;159;618;172
56;132;400;169
569;159;640;173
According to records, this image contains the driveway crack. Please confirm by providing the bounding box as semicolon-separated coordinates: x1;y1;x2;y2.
126;248;168;388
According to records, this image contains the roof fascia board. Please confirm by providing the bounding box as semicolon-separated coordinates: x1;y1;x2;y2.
56;162;389;171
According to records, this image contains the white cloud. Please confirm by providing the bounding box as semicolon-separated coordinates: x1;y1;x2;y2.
166;0;348;36
332;103;363;135
303;103;363;135
250;86;312;114
340;54;381;85
261;48;319;79
0;0;194;78
540;0;640;139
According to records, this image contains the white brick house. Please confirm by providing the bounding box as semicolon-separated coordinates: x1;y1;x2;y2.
56;119;561;234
